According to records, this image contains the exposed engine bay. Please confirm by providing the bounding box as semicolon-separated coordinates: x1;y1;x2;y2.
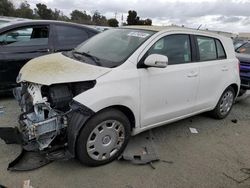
0;80;96;171
13;81;96;152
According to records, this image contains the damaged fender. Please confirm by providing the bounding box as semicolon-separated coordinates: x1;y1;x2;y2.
67;101;95;156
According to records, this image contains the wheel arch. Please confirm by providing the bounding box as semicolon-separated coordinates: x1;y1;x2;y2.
98;105;136;131
229;83;239;97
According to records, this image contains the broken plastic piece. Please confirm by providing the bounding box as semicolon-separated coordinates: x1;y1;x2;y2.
23;180;33;188
0;127;22;144
121;131;159;165
231;119;238;124
8;149;52;171
189;127;198;134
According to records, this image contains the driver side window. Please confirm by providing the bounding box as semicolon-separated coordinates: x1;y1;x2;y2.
147;34;192;65
0;25;49;47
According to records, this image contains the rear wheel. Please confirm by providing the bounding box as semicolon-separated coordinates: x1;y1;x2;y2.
210;86;235;119
76;109;131;166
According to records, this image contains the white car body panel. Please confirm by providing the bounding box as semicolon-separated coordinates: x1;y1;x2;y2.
73;61;141;128
18;26;240;136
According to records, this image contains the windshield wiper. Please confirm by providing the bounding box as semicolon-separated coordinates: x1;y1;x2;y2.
72;50;101;66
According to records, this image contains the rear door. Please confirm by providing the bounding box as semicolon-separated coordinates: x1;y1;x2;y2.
52;24;94;52
194;35;228;109
0;24;52;89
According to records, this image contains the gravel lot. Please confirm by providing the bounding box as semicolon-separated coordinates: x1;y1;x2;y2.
0;93;250;188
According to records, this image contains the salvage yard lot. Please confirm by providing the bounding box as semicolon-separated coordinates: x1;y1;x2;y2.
0;94;250;188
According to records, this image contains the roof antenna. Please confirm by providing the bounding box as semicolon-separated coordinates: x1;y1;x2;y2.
197;24;202;30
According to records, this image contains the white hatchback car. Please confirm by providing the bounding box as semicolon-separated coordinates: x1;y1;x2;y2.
14;26;240;166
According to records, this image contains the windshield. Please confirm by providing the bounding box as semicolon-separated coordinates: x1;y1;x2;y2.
68;28;155;68
236;42;250;54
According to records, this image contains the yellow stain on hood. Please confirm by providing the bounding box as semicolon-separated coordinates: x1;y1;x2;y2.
18;53;111;85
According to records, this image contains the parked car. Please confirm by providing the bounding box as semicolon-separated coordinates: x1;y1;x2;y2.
0;16;29;26
235;41;250;95
0;20;99;93
13;26;240;167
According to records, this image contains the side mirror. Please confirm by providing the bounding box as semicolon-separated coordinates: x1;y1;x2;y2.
144;54;168;68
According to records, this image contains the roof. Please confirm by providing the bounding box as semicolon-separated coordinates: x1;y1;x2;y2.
123;25;228;39
0;19;99;33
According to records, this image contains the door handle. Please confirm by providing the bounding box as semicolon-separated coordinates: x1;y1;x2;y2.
37;49;51;53
221;66;229;71
187;71;198;78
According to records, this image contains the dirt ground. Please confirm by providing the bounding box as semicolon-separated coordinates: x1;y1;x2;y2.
0;93;250;188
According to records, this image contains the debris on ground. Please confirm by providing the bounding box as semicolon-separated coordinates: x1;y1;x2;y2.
23;180;33;188
231;119;238;124
120;130;159;166
0;184;6;188
223;168;250;184
189;127;198;134
161;160;174;164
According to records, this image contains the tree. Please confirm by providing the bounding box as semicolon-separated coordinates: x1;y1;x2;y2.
107;18;119;27
127;10;152;26
144;19;152;25
127;10;139;25
0;0;15;16
15;1;34;19
35;3;53;20
70;10;91;24
92;11;107;26
137;18;152;26
53;9;69;21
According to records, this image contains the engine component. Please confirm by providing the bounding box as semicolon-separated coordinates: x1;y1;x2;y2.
48;85;73;110
14;83;67;150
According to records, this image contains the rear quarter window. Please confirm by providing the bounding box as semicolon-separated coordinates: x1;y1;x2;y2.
197;36;217;61
196;36;226;61
54;25;89;46
216;39;226;59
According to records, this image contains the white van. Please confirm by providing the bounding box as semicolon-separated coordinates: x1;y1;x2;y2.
14;26;240;166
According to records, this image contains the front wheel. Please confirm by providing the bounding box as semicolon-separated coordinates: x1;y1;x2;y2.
210;86;235;119
76;109;131;166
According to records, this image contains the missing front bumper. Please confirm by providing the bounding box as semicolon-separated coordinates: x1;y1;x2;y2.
0;127;72;171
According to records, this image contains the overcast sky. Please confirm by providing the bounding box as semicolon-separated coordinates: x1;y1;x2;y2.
13;0;250;33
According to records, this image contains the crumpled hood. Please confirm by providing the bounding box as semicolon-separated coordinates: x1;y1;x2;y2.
18;53;111;85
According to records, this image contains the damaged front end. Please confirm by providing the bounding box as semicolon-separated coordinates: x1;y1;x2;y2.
14;83;69;151
1;81;95;171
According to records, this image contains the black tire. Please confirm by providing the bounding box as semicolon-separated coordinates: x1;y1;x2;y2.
210;86;235;119
76;108;131;166
238;88;247;97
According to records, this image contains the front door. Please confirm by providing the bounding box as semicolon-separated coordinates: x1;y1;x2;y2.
0;25;52;91
139;34;199;127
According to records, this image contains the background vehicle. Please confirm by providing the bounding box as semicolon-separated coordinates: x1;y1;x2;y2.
0;20;99;93
235;41;250;95
10;26;240;168
0;16;29;26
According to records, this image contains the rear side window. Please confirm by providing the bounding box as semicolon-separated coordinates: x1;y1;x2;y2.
196;36;226;61
0;25;49;47
216;40;226;59
197;36;217;61
55;25;89;46
147;34;192;65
